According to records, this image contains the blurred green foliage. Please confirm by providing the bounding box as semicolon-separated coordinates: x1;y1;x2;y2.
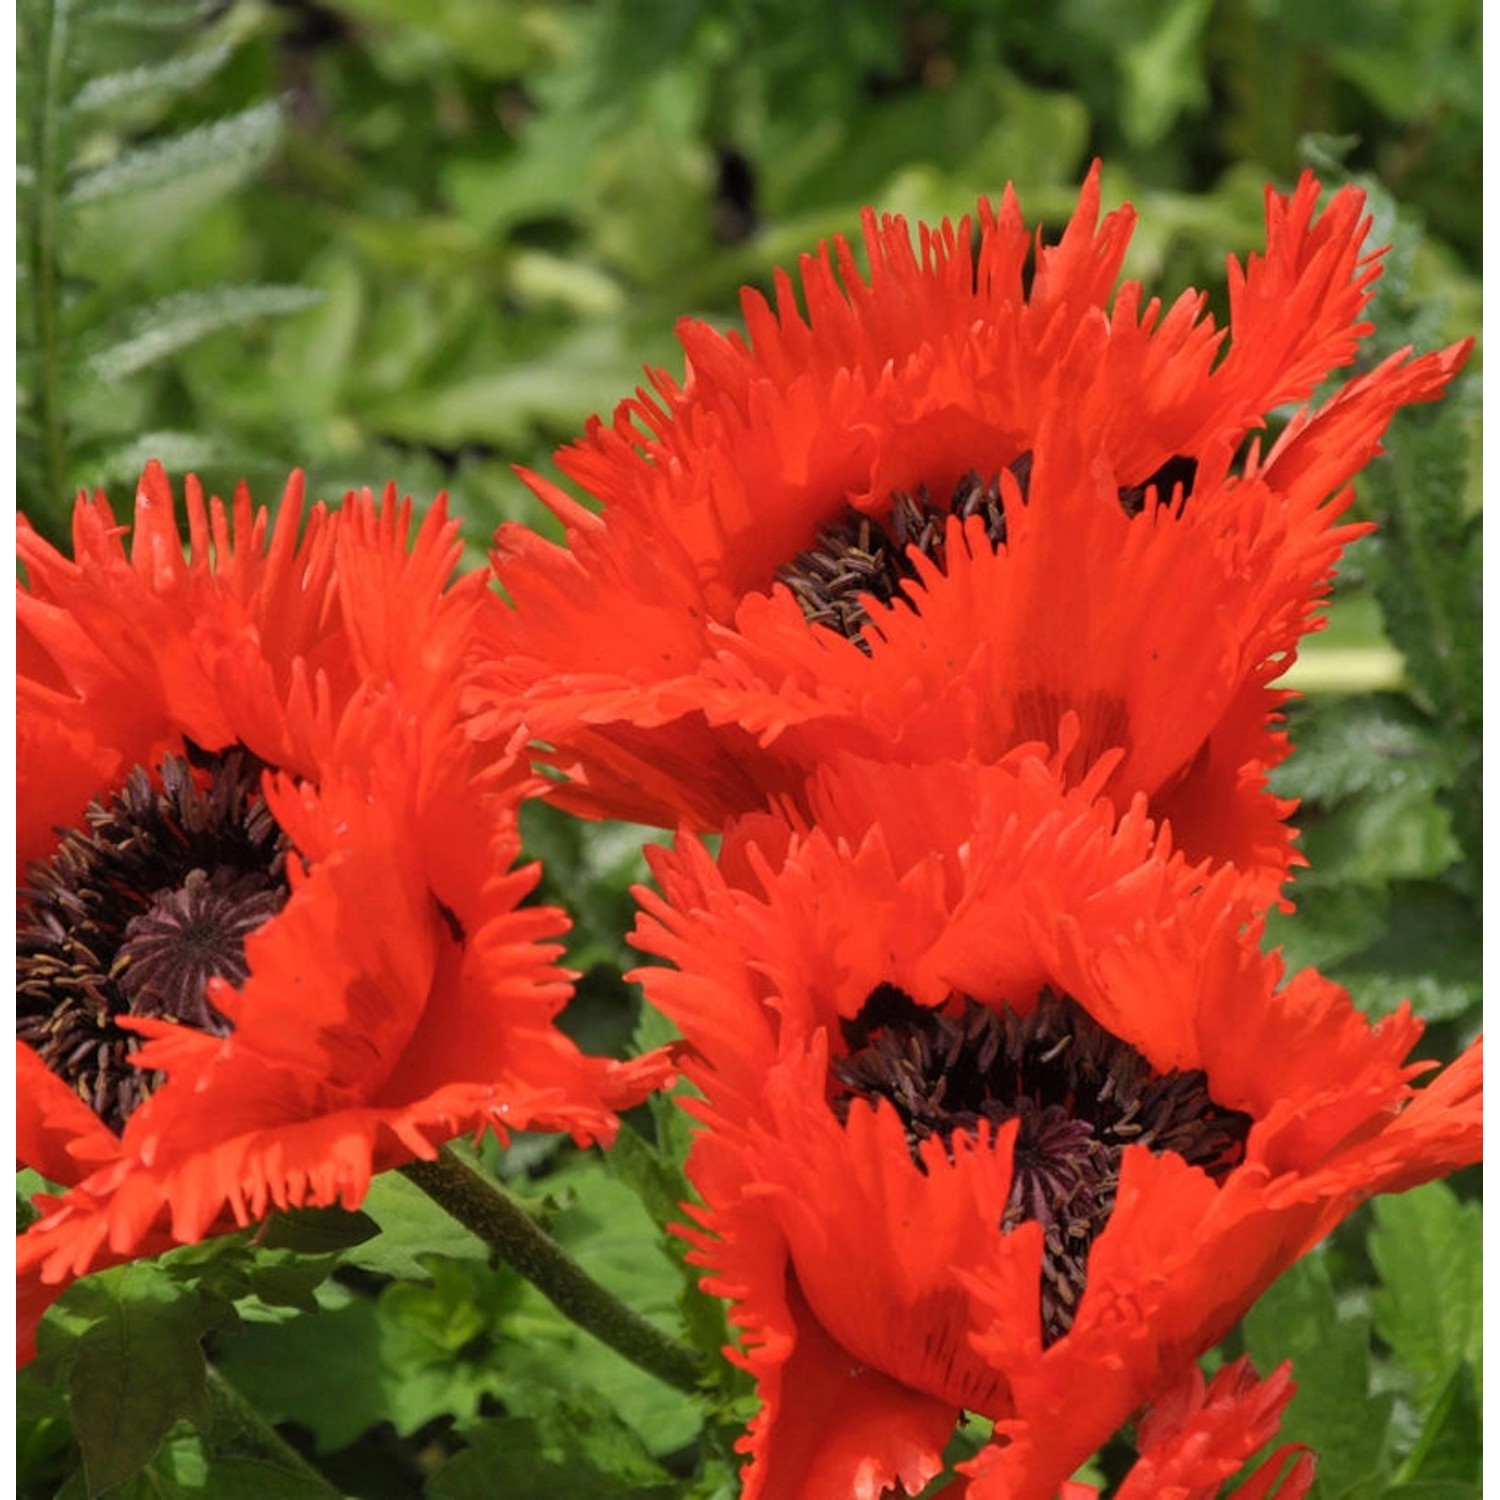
16;1;1481;1497
18;0;1479;554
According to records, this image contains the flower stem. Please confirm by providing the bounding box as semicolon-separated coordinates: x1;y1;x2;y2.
206;1364;347;1498
401;1146;703;1396
24;0;71;513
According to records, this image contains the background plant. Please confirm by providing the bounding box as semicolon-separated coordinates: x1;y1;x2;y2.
16;1;1480;1495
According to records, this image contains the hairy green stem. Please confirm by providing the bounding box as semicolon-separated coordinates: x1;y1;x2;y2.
26;0;71;512
206;1364;347;1497
401;1147;703;1396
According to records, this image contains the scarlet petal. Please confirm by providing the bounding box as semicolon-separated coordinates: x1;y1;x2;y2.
744;1279;955;1500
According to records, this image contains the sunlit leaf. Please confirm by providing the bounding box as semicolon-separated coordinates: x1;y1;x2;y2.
73;42;234;113
85;286;323;384
1369;1182;1481;1408
68;101;282;206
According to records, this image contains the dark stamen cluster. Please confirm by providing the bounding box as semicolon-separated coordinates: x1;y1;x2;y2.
831;983;1250;1344
778;451;1195;649
777;459;1027;650
18;747;291;1134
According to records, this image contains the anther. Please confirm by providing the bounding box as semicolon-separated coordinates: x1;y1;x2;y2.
17;747;291;1134
831;986;1249;1344
780;451;1198;649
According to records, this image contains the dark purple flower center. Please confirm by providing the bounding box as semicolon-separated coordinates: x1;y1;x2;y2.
18;747;290;1134
778;452;1196;650
831;984;1249;1345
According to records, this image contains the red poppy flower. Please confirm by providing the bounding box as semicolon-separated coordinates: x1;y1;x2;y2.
474;166;1470;900
16;465;670;1361
630;750;1481;1500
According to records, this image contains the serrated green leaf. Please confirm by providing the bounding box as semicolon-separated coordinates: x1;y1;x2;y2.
428;1405;675;1500
1297;782;1459;885
85;285;323;383
1242;1252;1394;1498
1264;878;1389;974
67;100;282;206
74;42;234;113
84;430;240;486
63;1264;224;1496
83;2;209;28
1343;971;1478;1027
1369;1182;1481;1406
1360;382;1481;733
603;1111;735;1367
1329;881;1481;1024
1276;695;1455;804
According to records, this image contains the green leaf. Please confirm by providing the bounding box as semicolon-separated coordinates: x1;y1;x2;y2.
427;1405;675;1500
1119;0;1214;147
85;286;324;383
1297;782;1459;886
1264;878;1390;975
1398;1361;1481;1484
85;430;246;488
605;1110;736;1367
1242;1251;1394;1498
67;101;283;207
1276;696;1456;804
357;322;648;451
61;1265;225;1496
18;1358;75;1495
341;1170;492;1280
1329;882;1481;1025
1360;381;1481;735
213;1285;392;1454
132;1230;344;1319
73;42;235;113
1369;1182;1481;1407
606;1122;691;1239
367;1260;522;1435
48;1419;346;1500
1268;876;1480;1026
496;1155;703;1455
240;1253;345;1316
182;1455;346;1500
82;2;209;28
255;1205;383;1257
1375;1486;1481;1500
